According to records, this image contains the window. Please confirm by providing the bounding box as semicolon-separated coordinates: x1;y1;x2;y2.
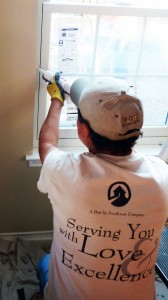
34;0;168;148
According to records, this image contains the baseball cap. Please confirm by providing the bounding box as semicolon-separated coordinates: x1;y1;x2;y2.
70;78;143;141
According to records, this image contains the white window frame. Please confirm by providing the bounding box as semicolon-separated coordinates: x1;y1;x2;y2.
33;1;168;149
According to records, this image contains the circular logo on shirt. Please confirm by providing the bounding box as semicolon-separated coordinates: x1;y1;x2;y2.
108;181;131;207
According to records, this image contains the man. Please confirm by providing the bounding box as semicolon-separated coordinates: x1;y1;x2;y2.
37;75;168;300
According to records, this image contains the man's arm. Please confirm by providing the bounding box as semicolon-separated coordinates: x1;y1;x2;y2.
38;75;64;164
39;99;62;164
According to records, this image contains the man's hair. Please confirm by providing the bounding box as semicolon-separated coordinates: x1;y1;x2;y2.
78;109;140;154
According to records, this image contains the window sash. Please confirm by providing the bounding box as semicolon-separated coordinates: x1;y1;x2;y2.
33;2;168;148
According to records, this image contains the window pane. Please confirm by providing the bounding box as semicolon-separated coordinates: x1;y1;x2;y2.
95;16;143;74
139;18;168;74
49;13;97;75
46;12;168;128
135;77;168;126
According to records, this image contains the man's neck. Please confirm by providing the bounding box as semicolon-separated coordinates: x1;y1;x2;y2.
90;149;132;156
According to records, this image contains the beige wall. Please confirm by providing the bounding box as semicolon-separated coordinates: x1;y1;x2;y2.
0;0;53;233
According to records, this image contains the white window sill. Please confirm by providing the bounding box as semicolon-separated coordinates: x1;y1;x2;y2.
26;144;168;167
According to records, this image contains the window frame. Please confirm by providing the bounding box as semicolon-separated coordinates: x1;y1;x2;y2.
33;1;168;148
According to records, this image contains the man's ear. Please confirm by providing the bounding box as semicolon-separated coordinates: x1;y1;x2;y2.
77;119;95;152
77;119;90;141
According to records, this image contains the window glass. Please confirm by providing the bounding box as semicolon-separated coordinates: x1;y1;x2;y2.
49;14;97;75
48;13;97;127
139;18;168;74
46;12;168;127
136;77;168;126
95;16;143;74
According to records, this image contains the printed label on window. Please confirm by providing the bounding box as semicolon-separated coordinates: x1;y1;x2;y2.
58;27;78;74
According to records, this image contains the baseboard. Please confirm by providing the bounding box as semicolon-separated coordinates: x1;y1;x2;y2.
0;230;53;240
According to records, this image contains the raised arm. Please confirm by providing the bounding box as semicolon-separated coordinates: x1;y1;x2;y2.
38;77;64;164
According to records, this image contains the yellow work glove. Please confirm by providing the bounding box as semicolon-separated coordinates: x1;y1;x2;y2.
47;72;65;104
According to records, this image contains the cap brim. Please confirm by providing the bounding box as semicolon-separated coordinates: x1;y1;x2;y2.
70;78;91;107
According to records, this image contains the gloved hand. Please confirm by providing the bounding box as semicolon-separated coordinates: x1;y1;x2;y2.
47;72;65;104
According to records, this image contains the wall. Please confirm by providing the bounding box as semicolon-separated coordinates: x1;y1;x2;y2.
0;0;53;233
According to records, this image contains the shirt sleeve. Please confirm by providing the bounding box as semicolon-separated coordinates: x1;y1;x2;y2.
37;148;70;194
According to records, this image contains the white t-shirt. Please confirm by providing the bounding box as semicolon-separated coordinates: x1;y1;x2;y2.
37;149;168;300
